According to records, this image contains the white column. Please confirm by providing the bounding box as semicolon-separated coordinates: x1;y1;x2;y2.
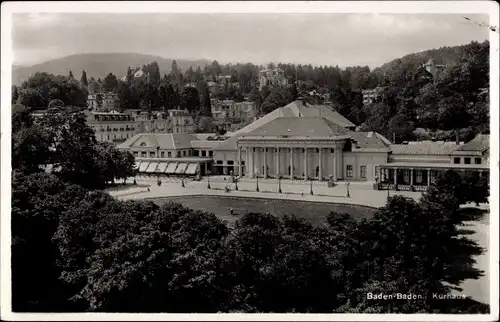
264;148;268;178
238;147;242;177
333;148;337;181
394;168;398;185
251;147;255;178
410;169;414;185
427;169;431;186
276;147;280;177
246;148;250;177
304;148;308;181
290;148;294;179
319;148;323;180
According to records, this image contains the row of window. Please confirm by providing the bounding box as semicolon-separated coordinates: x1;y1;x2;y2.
99;133;131;141
97;127;136;132
133;149;213;158
253;148;337;153
346;165;367;179
453;157;482;165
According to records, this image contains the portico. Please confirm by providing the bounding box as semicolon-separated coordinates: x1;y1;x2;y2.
237;137;348;181
377;162;490;191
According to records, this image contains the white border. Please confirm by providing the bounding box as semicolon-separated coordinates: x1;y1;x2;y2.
1;1;499;321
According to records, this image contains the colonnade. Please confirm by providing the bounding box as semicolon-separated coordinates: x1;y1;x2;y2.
238;146;342;181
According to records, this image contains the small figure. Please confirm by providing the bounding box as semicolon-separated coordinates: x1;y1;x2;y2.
147;187;151;192
229;208;234;216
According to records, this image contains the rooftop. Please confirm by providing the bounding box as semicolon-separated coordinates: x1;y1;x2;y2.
453;134;489;153
241;117;350;138
390;142;458;155
117;133;199;150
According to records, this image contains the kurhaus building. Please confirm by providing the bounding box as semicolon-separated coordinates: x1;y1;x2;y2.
118;99;489;190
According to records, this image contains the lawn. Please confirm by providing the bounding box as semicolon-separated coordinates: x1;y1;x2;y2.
149;195;378;226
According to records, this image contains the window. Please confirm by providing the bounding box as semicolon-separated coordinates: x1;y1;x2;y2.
216;160;223;165
188;150;192;156
316;148;320;153
346;165;353;178
416;170;423;184
177;152;181;157
475;158;482;165
228;160;234;165
141;152;147;157
453;157;461;164
161;151;165;157
464;157;471;164
331;148;334;153
133;151;138;156
201;151;206;157
360;166;366;178
183;151;186;157
168;152;172;157
150;152;155;157
209;151;214;157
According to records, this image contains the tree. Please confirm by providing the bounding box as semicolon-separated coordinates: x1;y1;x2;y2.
180;87;200;114
102;73;119;93
80;70;88;89
194;116;214;133
12;85;19;104
68;70;74;80
437;94;470;144
48;99;65;111
11;172;88;311
19;73;88;109
96;93;103;110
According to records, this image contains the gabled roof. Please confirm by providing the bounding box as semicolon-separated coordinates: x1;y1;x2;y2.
349;131;392;151
230;100;356;137
117;133;198;150
241;117;350;138
453;134;489;153
390;142;458;155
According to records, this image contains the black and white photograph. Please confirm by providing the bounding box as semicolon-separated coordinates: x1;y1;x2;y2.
1;1;498;320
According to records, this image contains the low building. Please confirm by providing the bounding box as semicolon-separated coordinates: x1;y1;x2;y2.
167;109;195;133
119;99;489;188
117;133;220;177
361;87;384;105
211;100;258;122
217;75;232;84
87;92;120;111
423;58;445;79
85;110;139;143
132;111;171;133
259;68;288;90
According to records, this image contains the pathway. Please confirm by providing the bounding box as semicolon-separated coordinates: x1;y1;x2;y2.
110;177;423;208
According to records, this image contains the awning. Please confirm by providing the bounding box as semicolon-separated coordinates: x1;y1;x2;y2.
156;162;169;173
138;162;150;172
175;163;189;174
145;162;159;173
165;162;178;174
185;163;199;175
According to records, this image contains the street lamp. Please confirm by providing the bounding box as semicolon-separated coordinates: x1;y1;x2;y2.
207;170;211;189
256;170;260;192
346;180;351;198
310;179;314;195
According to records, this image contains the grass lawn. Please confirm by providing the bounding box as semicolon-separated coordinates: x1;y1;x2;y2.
149;195;377;226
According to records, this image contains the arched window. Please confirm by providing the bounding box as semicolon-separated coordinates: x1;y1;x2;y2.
140;142;147;147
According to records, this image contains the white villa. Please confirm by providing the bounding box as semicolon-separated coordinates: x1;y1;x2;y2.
117;99;489;190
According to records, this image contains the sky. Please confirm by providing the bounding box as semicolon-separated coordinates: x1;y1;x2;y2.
12;13;490;68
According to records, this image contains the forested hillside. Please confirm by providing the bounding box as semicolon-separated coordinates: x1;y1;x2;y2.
12;40;489;143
